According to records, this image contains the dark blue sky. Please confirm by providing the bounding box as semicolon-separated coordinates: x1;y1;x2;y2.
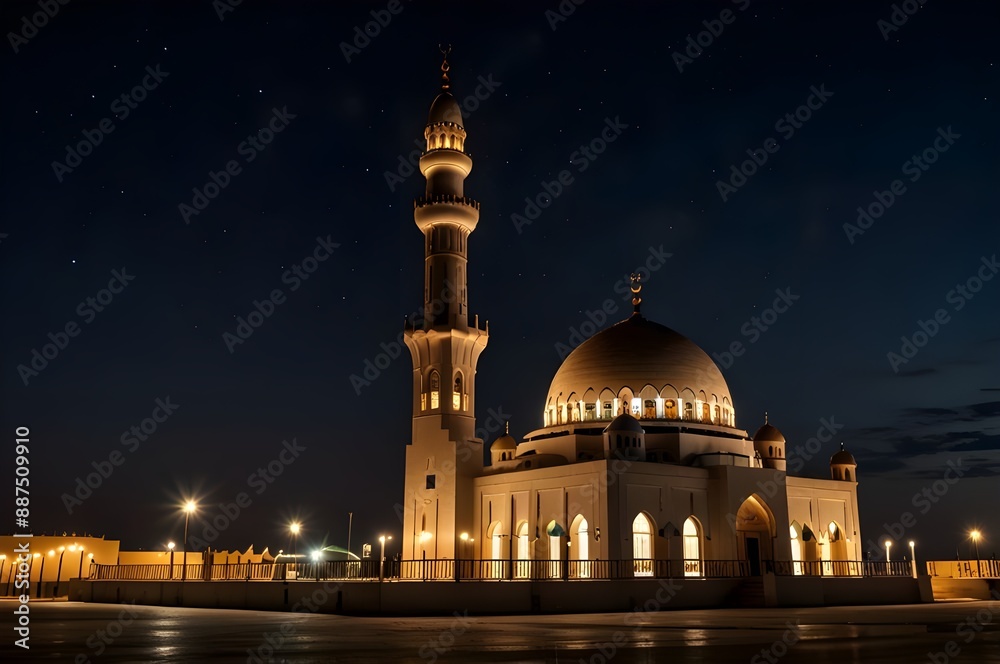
2;1;997;561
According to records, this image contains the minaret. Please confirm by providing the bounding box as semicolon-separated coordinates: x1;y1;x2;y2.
401;49;489;566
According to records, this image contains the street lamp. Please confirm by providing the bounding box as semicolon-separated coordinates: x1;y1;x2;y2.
885;540;892;574
289;522;301;579
379;535;392;582
182;500;197;581
970;530;982;577
909;540;917;578
168;542;175;578
54;546;66;597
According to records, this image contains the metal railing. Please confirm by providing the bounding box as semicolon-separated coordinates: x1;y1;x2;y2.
926;559;1000;579
87;557;915;582
768;560;912;577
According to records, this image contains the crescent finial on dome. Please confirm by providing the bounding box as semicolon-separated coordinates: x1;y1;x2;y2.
630;273;642;314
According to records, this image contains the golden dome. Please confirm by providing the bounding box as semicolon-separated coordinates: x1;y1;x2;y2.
545;313;733;421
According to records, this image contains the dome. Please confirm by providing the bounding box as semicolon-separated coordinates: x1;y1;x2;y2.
492;434;517;450
545;313;733;422
753;423;785;444
831;449;857;466
604;413;644;434
427;92;463;127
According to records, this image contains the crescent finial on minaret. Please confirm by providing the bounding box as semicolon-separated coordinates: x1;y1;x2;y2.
438;44;452;91
630;273;642;314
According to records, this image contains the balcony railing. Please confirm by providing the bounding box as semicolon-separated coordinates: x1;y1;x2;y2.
86;558;915;582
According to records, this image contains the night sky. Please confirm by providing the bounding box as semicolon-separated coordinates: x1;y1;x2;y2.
2;1;997;562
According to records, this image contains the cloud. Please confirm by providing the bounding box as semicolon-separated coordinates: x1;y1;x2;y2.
848;401;1000;478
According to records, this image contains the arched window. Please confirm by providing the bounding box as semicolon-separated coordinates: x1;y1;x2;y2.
515;522;530;579
453;372;463;411
845;469;851;481
487;521;503;579
547;521;563;579
616;434;622;449
644;400;656;419
684;402;693;420
714;405;721;423
632;513;653;577
683;517;702;577
602;402;613;419
571;515;590;578
429;371;440;410
790;524;803;575
664;399;677;419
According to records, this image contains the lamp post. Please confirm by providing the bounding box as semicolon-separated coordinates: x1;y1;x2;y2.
168;542;175;579
379;535;392;582
289;522;301;580
885;540;892;575
909;540;917;578
76;547;86;578
970;530;982;577
38;551;54;598
182;500;197;581
54;546;66;597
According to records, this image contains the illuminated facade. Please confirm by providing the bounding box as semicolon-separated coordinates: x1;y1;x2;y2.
400;57;862;578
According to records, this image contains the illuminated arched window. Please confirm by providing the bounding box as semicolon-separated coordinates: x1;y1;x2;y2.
684;402;693;420
453;372;463;411
429;371;440;410
632;513;653;577
644;400;656;419
664;399;677;419
683;517;702;577
790;524;803;575
515;522;530;579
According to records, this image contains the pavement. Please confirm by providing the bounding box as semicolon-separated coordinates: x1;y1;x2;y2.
2;599;999;663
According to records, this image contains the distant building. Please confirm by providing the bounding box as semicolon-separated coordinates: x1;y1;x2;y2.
400;56;861;579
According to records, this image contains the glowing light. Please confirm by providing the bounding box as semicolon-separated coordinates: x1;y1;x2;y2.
167;542;175;550
184;500;197;514
290;522;301;535
460;532;469;541
419;531;432;543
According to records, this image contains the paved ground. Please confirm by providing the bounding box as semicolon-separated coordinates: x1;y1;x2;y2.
2;600;999;663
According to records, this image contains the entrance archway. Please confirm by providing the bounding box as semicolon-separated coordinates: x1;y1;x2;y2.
735;495;775;575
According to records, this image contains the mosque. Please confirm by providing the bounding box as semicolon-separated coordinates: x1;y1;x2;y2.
399;56;862;580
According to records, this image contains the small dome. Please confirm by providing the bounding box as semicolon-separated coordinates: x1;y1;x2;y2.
831;449;857;466
604;412;644;434
492;434;516;450
753;423;785;444
427;92;463;127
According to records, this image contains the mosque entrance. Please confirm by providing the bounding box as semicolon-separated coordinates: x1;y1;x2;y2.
735;495;774;576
